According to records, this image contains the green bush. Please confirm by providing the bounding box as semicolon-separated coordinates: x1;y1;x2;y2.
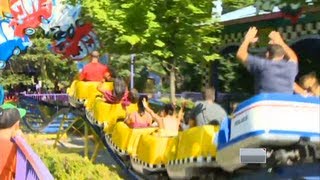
27;136;122;180
159;97;195;109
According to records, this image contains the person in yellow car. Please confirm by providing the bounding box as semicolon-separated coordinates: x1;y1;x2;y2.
79;51;111;82
123;88;140;115
295;72;320;97
97;77;128;105
142;99;185;137
189;87;227;127
125;95;152;128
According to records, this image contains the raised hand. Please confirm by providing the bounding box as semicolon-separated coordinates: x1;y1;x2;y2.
244;27;258;43
268;31;284;45
142;98;148;108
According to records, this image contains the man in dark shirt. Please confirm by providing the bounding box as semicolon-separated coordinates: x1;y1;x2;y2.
236;27;298;94
79;51;111;82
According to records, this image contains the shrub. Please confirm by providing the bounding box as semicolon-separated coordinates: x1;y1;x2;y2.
159;97;195;109
27;135;122;180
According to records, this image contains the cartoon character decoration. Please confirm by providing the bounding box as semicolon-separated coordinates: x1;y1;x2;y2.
0;0;100;68
0;85;4;105
49;23;100;60
9;0;54;37
41;3;81;37
0;19;32;69
45;4;100;60
0;0;10;18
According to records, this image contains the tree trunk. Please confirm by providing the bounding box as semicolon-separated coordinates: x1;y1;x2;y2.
170;66;176;103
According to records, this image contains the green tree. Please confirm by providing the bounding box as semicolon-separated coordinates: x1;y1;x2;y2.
0;37;77;90
223;0;255;13
80;0;222;101
107;54;165;92
217;54;254;94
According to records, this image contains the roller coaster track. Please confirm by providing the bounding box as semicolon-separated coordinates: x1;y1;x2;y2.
18;95;74;133
17;95;145;179
68;106;320;180
18;95;320;180
80;110;144;180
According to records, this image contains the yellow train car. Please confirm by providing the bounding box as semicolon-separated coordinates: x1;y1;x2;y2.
67;79;320;180
65;81;224;179
108;122;157;158
167;125;219;179
67;81;113;106
130;133;178;174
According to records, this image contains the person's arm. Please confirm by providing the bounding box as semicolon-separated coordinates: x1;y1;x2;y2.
124;112;133;124
294;83;306;94
79;67;86;81
268;31;298;62
142;98;163;127
177;102;186;122
236;27;258;64
97;81;105;94
79;72;85;81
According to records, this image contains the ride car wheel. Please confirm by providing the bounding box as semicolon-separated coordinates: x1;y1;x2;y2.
0;61;6;69
13;47;21;55
25;28;36;36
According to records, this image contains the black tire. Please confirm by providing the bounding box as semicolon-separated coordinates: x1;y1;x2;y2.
24;28;36;36
53;31;67;41
0;61;6;69
67;25;75;38
76;19;84;27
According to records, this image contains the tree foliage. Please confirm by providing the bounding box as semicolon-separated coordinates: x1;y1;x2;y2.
0;37;77;90
80;0;222;99
217;54;254;94
223;0;255;13
107;54;165;92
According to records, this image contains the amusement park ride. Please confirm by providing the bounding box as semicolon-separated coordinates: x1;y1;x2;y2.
0;0;320;179
9;81;319;180
68;81;320;179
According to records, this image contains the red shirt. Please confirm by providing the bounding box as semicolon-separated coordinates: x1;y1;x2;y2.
0;138;17;180
79;62;109;81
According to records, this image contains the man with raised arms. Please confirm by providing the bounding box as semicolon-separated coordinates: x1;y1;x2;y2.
236;27;298;94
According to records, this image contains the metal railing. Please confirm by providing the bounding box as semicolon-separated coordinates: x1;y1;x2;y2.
21;93;69;103
13;136;54;180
